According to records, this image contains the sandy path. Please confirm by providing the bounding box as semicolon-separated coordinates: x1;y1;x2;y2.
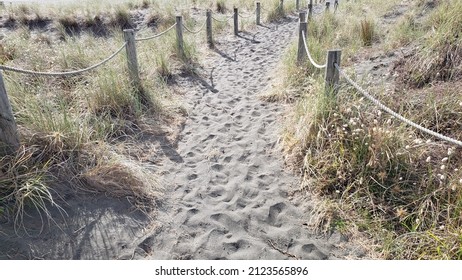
0;9;363;260
133;16;356;260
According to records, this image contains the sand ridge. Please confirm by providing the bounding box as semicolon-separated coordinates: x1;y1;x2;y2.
132;15;358;260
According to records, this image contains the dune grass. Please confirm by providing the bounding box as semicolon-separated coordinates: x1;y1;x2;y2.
270;0;462;259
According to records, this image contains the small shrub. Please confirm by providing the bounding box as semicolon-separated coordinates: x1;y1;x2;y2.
216;0;227;14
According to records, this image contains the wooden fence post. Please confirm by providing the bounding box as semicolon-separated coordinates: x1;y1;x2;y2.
326;1;331;11
308;0;313;20
175;16;185;59
299;11;306;23
123;29;141;90
297;20;308;64
256;2;261;25
206;10;213;48
233;8;238;35
0;71;19;154
296;0;300;10
324;49;342;96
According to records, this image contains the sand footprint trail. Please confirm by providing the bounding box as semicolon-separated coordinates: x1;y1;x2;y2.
138;16;350;260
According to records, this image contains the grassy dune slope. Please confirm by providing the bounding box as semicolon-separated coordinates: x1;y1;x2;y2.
272;0;462;259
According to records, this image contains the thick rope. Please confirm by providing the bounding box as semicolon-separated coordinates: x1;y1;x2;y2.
302;30;326;69
135;23;177;42
212;14;233;23
238;12;254;18
336;64;462;147
182;20;207;34
0;42;127;77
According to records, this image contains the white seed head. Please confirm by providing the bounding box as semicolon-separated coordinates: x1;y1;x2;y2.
442;157;448;163
426;156;431;163
440;165;446;170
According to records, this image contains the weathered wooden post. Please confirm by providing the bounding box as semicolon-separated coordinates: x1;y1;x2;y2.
326;1;331;11
296;0;300;10
123;29;141;90
256;2;261;25
175;16;185;59
0;71;19;154
297;20;308;64
206;10;213;48
233;7;238;35
308;0;313;20
299;11;306;23
324;49;342;95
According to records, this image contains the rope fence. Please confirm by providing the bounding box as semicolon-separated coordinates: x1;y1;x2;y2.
182;20;207;34
135;23;177;42
335;64;462;147
301;30;326;69
238;11;254;19
0;0;307;153
0;42;127;77
212;14;233;23
296;1;462;147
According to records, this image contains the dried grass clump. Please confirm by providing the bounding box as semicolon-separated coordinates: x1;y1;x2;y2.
360;18;375;46
82;157;161;207
215;0;227;14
